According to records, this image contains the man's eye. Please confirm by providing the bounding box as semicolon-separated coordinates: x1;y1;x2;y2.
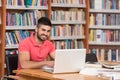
48;30;50;32
42;29;46;31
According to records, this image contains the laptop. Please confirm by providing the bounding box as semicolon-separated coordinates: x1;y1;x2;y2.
42;49;86;73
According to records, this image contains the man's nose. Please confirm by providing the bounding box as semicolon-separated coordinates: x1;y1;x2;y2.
44;31;48;35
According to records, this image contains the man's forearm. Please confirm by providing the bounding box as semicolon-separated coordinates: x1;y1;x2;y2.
20;60;54;69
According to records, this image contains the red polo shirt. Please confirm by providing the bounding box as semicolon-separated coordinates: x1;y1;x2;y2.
17;33;55;69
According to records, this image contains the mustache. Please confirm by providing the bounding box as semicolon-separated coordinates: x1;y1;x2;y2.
41;34;48;37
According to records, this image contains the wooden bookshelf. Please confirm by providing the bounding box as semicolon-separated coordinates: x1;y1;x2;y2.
0;0;6;77
89;0;120;62
6;5;48;10
51;21;86;24
0;0;90;77
90;9;120;13
50;36;85;40
89;25;120;29
4;0;50;77
83;0;89;53
5;44;18;49
5;0;49;49
89;42;120;46
6;26;36;30
50;0;89;51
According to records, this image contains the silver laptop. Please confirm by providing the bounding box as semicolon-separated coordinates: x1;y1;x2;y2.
42;49;86;73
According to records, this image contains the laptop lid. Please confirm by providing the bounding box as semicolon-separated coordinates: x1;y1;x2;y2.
53;49;86;73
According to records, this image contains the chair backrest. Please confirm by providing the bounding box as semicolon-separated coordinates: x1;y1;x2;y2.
86;53;97;63
5;54;18;76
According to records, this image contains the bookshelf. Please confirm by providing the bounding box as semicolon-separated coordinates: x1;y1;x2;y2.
0;0;89;77
89;0;120;62
5;0;49;49
0;0;6;77
3;0;50;77
50;0;89;51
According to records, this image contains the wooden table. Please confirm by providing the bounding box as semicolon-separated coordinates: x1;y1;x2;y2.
13;69;108;80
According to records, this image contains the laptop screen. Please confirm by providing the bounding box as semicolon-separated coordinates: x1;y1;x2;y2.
53;49;86;73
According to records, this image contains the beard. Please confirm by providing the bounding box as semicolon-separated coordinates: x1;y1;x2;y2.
37;33;48;41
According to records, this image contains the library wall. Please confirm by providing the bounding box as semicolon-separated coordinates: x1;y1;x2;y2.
89;0;120;62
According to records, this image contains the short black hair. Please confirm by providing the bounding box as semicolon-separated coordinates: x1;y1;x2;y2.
37;17;52;27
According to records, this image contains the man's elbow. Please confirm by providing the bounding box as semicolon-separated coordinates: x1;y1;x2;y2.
20;62;31;69
21;64;30;69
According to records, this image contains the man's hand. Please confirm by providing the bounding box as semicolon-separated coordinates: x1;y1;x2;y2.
44;61;54;67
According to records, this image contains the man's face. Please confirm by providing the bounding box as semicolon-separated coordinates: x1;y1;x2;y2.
36;24;51;41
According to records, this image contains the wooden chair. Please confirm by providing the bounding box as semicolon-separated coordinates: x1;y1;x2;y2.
4;54;19;80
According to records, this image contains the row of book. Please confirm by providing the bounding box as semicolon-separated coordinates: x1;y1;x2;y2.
51;9;85;21
6;10;47;26
5;39;84;54
7;0;47;6
51;24;84;37
6;30;33;46
90;13;120;25
90;0;120;9
52;0;85;5
89;29;120;42
5;29;84;49
90;48;120;62
52;40;84;49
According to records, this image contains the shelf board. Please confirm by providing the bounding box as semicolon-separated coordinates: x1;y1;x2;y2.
52;3;86;8
51;21;86;24
50;36;85;40
5;45;18;49
89;9;120;13
89;41;120;45
6;5;48;10
89;25;120;29
6;26;36;30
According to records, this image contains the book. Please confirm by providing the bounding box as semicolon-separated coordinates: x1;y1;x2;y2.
100;61;120;69
24;0;32;7
89;0;94;9
111;49;118;62
94;0;102;9
89;14;94;25
96;29;102;42
80;64;120;80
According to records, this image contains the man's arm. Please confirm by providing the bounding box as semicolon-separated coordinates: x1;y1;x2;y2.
49;51;55;60
19;51;54;69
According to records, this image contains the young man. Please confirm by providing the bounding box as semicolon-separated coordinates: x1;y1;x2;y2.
17;17;55;69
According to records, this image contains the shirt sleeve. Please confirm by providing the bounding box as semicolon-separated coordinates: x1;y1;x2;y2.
18;41;30;53
49;42;55;54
